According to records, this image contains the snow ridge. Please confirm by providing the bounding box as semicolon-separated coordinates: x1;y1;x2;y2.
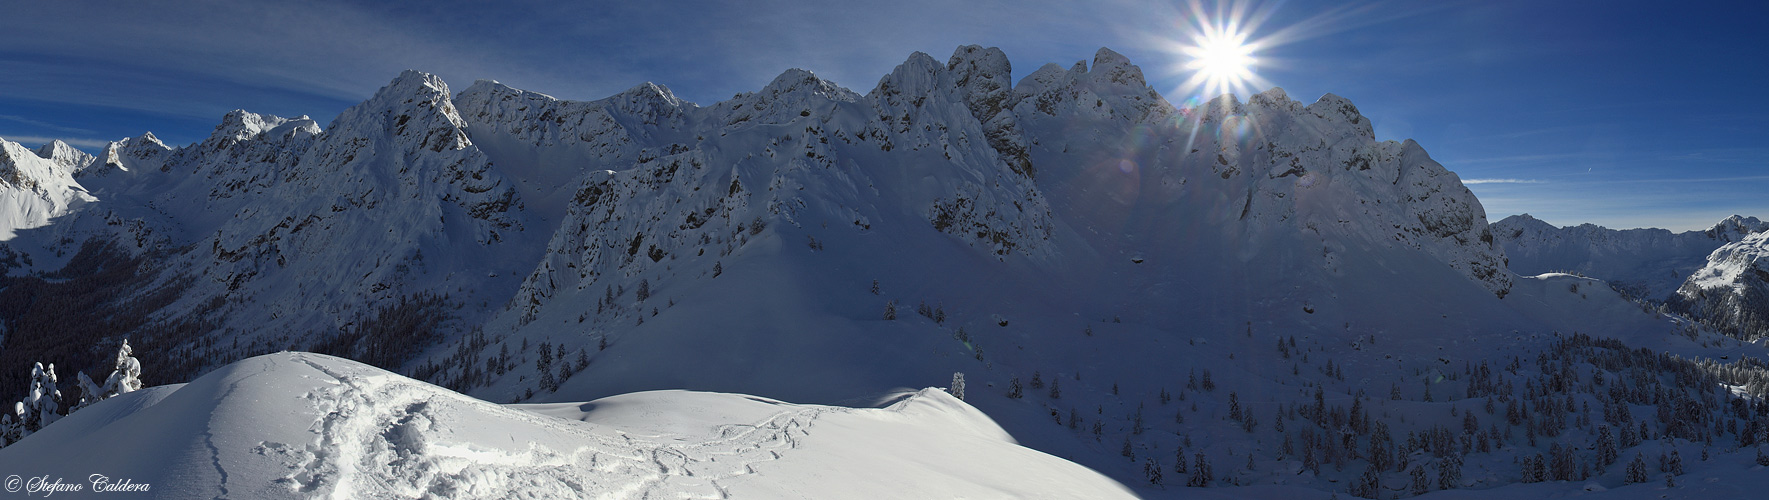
0;353;1131;499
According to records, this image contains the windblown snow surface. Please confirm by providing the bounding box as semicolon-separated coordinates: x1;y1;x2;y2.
0;352;1131;499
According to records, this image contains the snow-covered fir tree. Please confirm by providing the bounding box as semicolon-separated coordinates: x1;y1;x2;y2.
949;372;965;401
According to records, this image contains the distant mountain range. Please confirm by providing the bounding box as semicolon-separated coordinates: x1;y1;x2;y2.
1493;213;1769;339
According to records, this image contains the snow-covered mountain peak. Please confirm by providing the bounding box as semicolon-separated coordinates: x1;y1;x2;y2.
135;131;164;146
384;69;454;102
0;140;59;190
1008;48;1173;125
945;45;1015;118
604;82;694;129
1304;92;1375;139
207;109;320;146
328;70;474;157
947;45;1011;75
1496;213;1553;232
1193;93;1245;124
715;68;857;130
1705;214;1767;240
87;132;173;176
757;68;859;103
30;140;94;176
1089;46;1146;87
1219;90;1509;295
1246;86;1297;111
870;51;944;98
615;81;688;109
0;138;94;239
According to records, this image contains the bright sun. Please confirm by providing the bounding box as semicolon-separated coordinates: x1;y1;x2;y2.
1183;26;1256;93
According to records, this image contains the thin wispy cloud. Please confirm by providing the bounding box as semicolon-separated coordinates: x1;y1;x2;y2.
1447;153;1585;166
0;135;113;149
1590;175;1769;184
0;115;94;135
1462;178;1544;185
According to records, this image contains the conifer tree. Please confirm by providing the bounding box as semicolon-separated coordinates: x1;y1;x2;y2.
1303;441;1320;473
1369;422;1393;472
1352;464;1381;498
949;372;965;401
1596;424;1618;467
0;412;17;446
1410;463;1429;496
102;339;143;398
1186;453;1212;487
1625;453;1648;484
537;342;554;391
1438;453;1463;490
1228;392;1241;421
20;362;62;434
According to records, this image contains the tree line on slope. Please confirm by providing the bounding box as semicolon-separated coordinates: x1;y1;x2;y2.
990;323;1769;497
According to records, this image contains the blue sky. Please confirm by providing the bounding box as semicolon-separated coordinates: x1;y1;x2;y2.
2;0;1764;230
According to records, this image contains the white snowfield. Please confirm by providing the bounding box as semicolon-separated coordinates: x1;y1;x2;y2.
0;352;1134;499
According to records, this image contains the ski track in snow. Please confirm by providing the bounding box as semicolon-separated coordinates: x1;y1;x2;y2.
245;354;820;499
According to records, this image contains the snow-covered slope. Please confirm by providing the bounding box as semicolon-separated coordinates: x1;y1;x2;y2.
1492;213;1766;300
2;72;545;376
0;352;1132;499
0;138;94;240
33;140;95;176
1676;231;1769;339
